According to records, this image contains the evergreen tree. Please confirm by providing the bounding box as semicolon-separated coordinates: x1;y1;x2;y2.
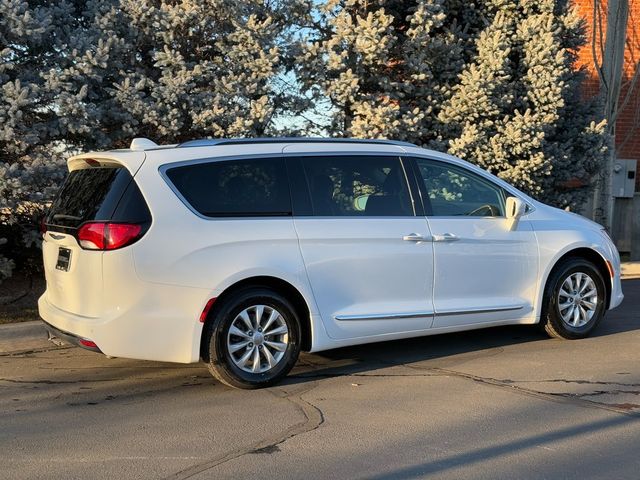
0;1;70;281
50;0;308;149
0;0;305;281
302;0;608;209
300;0;469;142
438;0;607;209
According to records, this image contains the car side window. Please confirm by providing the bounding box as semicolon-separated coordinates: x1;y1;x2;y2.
165;157;291;217
414;158;506;217
299;155;414;217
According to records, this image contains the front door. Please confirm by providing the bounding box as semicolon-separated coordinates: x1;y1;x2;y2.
411;157;538;328
290;154;435;340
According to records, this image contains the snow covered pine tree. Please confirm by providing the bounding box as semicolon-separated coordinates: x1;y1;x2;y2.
50;0;308;149
439;0;608;210
302;0;608;209
0;1;69;283
0;0;306;281
300;0;466;142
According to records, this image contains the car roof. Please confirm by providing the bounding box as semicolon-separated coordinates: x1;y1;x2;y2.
68;137;465;174
140;137;461;165
175;137;417;149
66;137;535;204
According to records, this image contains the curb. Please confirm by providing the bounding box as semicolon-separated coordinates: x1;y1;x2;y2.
621;262;640;280
0;320;53;354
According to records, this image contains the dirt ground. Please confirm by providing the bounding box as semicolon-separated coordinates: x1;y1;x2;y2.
0;271;45;324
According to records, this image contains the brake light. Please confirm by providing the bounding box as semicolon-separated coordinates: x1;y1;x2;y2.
78;223;106;249
106;224;142;249
77;222;143;250
84;159;101;167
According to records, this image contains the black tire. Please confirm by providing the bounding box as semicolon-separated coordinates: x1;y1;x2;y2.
540;258;606;339
203;287;301;389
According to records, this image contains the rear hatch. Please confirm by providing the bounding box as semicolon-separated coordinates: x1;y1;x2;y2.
42;158;150;317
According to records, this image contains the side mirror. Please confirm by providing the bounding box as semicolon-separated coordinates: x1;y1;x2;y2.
505;197;526;230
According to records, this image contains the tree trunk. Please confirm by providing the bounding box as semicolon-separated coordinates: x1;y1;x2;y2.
593;0;630;230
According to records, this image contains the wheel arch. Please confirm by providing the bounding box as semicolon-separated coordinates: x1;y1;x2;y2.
199;275;313;360
539;247;612;317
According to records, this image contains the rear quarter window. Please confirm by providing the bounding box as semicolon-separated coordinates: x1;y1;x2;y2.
165;157;292;217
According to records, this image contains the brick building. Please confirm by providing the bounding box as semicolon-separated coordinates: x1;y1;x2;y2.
574;0;640;185
573;0;640;257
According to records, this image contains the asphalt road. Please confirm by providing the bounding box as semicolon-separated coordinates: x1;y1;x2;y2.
2;280;640;480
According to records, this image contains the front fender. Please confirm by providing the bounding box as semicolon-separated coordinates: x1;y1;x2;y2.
534;235;617;320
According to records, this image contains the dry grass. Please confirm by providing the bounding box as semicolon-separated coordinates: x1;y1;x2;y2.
0;272;45;324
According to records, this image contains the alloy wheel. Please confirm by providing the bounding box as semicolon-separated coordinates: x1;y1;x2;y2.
557;272;598;328
226;305;289;373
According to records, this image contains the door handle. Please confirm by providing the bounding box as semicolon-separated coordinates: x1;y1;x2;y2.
432;233;459;242
402;233;426;242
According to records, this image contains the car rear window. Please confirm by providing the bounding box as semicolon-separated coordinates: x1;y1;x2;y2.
45;167;141;229
165;158;292;217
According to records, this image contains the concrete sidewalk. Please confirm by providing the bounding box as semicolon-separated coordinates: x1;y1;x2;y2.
622;261;640;279
0;321;52;354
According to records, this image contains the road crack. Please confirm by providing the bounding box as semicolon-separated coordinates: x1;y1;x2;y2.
0;377;119;385
0;345;72;357
290;372;441;379
163;382;324;480
570;389;640;398
425;367;640;417
500;378;640;388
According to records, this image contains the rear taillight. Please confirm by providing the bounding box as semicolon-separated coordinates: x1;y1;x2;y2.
106;224;143;249
77;223;105;249
77;222;143;250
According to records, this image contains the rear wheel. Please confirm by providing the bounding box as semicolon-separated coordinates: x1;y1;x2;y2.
203;288;301;389
541;258;606;339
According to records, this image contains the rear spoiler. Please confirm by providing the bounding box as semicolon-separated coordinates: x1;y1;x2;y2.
67;151;146;176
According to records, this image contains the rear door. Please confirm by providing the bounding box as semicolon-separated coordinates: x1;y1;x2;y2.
289;154;435;340
42;161;149;317
409;157;538;327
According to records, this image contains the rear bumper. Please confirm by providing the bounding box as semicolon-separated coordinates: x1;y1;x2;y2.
42;320;102;353
37;285;208;364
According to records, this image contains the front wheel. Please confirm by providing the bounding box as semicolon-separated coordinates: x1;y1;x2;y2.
203;288;301;389
541;258;606;339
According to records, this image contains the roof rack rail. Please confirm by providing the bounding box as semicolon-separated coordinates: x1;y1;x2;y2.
177;137;417;149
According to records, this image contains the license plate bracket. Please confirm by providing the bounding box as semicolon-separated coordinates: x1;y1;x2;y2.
56;247;72;272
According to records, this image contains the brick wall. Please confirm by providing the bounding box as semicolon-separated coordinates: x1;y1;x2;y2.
574;0;640;186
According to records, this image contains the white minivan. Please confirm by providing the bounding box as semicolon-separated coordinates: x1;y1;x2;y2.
39;138;624;388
